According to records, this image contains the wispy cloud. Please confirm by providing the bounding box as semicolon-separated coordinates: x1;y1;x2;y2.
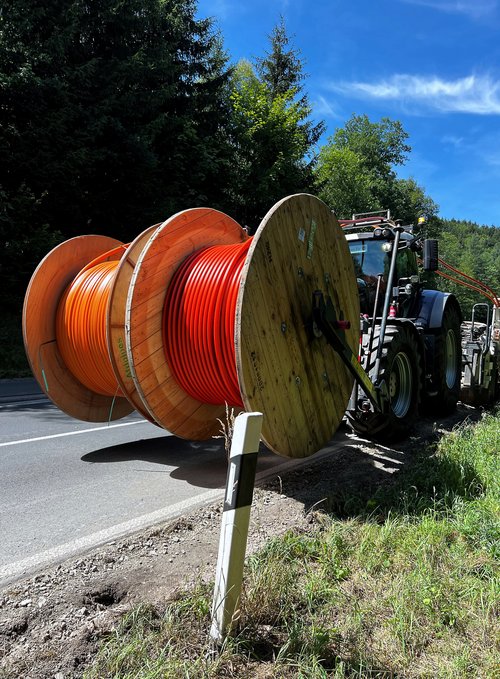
438;130;500;171
201;0;234;21
329;74;500;115
314;95;343;119
442;135;465;147
400;0;497;19
474;132;500;167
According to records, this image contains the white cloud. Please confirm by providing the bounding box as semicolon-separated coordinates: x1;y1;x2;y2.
314;95;343;119
400;0;497;19
442;134;465;147
329;74;500;115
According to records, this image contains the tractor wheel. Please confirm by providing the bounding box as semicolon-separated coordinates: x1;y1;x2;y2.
428;305;462;414
349;324;422;442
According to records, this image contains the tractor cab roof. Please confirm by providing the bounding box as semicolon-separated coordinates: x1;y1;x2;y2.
339;210;414;240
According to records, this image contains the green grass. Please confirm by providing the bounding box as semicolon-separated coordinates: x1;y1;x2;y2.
86;411;500;678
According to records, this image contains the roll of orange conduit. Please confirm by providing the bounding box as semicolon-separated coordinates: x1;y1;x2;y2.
55;244;128;397
54;238;253;408
163;239;252;407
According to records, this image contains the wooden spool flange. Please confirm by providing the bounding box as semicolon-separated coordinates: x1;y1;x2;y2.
22;235;135;422
126;195;359;458
126;208;249;440
107;224;161;424
236;194;359;457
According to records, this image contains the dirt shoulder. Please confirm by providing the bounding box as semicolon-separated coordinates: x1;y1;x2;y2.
0;405;483;679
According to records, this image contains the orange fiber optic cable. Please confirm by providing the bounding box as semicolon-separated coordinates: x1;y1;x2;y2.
55;245;128;397
163;239;252;407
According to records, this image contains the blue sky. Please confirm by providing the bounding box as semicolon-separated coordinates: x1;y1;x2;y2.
196;0;500;227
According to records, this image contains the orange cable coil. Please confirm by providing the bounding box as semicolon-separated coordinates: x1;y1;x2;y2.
55;245;128;397
163;239;252;408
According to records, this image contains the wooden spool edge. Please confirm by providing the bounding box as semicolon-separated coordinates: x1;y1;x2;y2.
22;235;134;422
107;224;162;425
125;208;248;439
234;193;360;458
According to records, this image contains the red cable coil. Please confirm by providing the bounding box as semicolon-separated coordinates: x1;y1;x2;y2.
163;239;252;407
435;269;498;306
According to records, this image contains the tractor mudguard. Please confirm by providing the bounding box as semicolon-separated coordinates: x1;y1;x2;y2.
412;290;463;405
413;289;462;331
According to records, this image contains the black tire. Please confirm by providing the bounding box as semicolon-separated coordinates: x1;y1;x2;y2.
349;324;422;442
427;305;462;414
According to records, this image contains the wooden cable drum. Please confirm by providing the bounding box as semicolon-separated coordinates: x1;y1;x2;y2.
107;224;161;424
236;194;359;457
23;226;161;423
23;194;359;457
125;207;249;440
22;235;135;422
125;195;359;457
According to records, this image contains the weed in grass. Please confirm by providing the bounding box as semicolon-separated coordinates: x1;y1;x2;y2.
243;541;303;627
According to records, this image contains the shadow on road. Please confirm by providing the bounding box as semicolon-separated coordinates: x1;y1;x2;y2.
81;436;227;488
81;433;294;490
80;405;481;499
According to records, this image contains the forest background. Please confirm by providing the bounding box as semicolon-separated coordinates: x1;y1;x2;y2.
1;0;499;376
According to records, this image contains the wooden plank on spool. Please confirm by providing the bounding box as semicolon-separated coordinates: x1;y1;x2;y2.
126;208;248;440
22;235;133;422
108;224;160;424
235;194;359;458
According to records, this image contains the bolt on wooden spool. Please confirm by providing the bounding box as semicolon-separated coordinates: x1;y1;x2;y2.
23;194;359;458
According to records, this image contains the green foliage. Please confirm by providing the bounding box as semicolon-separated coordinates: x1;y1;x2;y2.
0;312;31;377
315;114;438;225
226;20;324;229
256;16;306;100
226;59;321;228
432;218;500;317
333;114;411;177
0;0;232;309
314;147;373;218
1;7;327;324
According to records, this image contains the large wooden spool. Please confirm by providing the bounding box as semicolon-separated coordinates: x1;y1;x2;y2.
22;235;134;422
23;194;359;457
236;194;358;457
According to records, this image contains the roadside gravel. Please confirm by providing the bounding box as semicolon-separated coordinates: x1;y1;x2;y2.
0;405;481;679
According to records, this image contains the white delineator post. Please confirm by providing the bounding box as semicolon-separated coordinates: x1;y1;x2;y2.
210;412;263;644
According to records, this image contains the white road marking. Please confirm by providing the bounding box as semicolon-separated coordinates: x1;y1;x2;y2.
0;398;48;407
0;440;349;587
0;420;150;448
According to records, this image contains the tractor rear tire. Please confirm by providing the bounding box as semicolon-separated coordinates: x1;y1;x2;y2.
427;305;462;414
349;324;422;442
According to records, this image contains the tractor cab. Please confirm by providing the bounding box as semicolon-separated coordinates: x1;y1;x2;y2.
340;211;421;317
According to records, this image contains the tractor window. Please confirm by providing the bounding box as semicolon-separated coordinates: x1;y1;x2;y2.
349;240;389;284
349;239;389;315
396;247;418;280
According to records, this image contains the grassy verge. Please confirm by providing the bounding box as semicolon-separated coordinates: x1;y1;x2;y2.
86;412;499;678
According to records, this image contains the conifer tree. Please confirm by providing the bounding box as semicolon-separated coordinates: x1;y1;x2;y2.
0;0;232;307
227;20;324;228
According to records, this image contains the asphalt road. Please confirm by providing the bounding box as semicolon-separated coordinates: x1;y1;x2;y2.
0;381;316;586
